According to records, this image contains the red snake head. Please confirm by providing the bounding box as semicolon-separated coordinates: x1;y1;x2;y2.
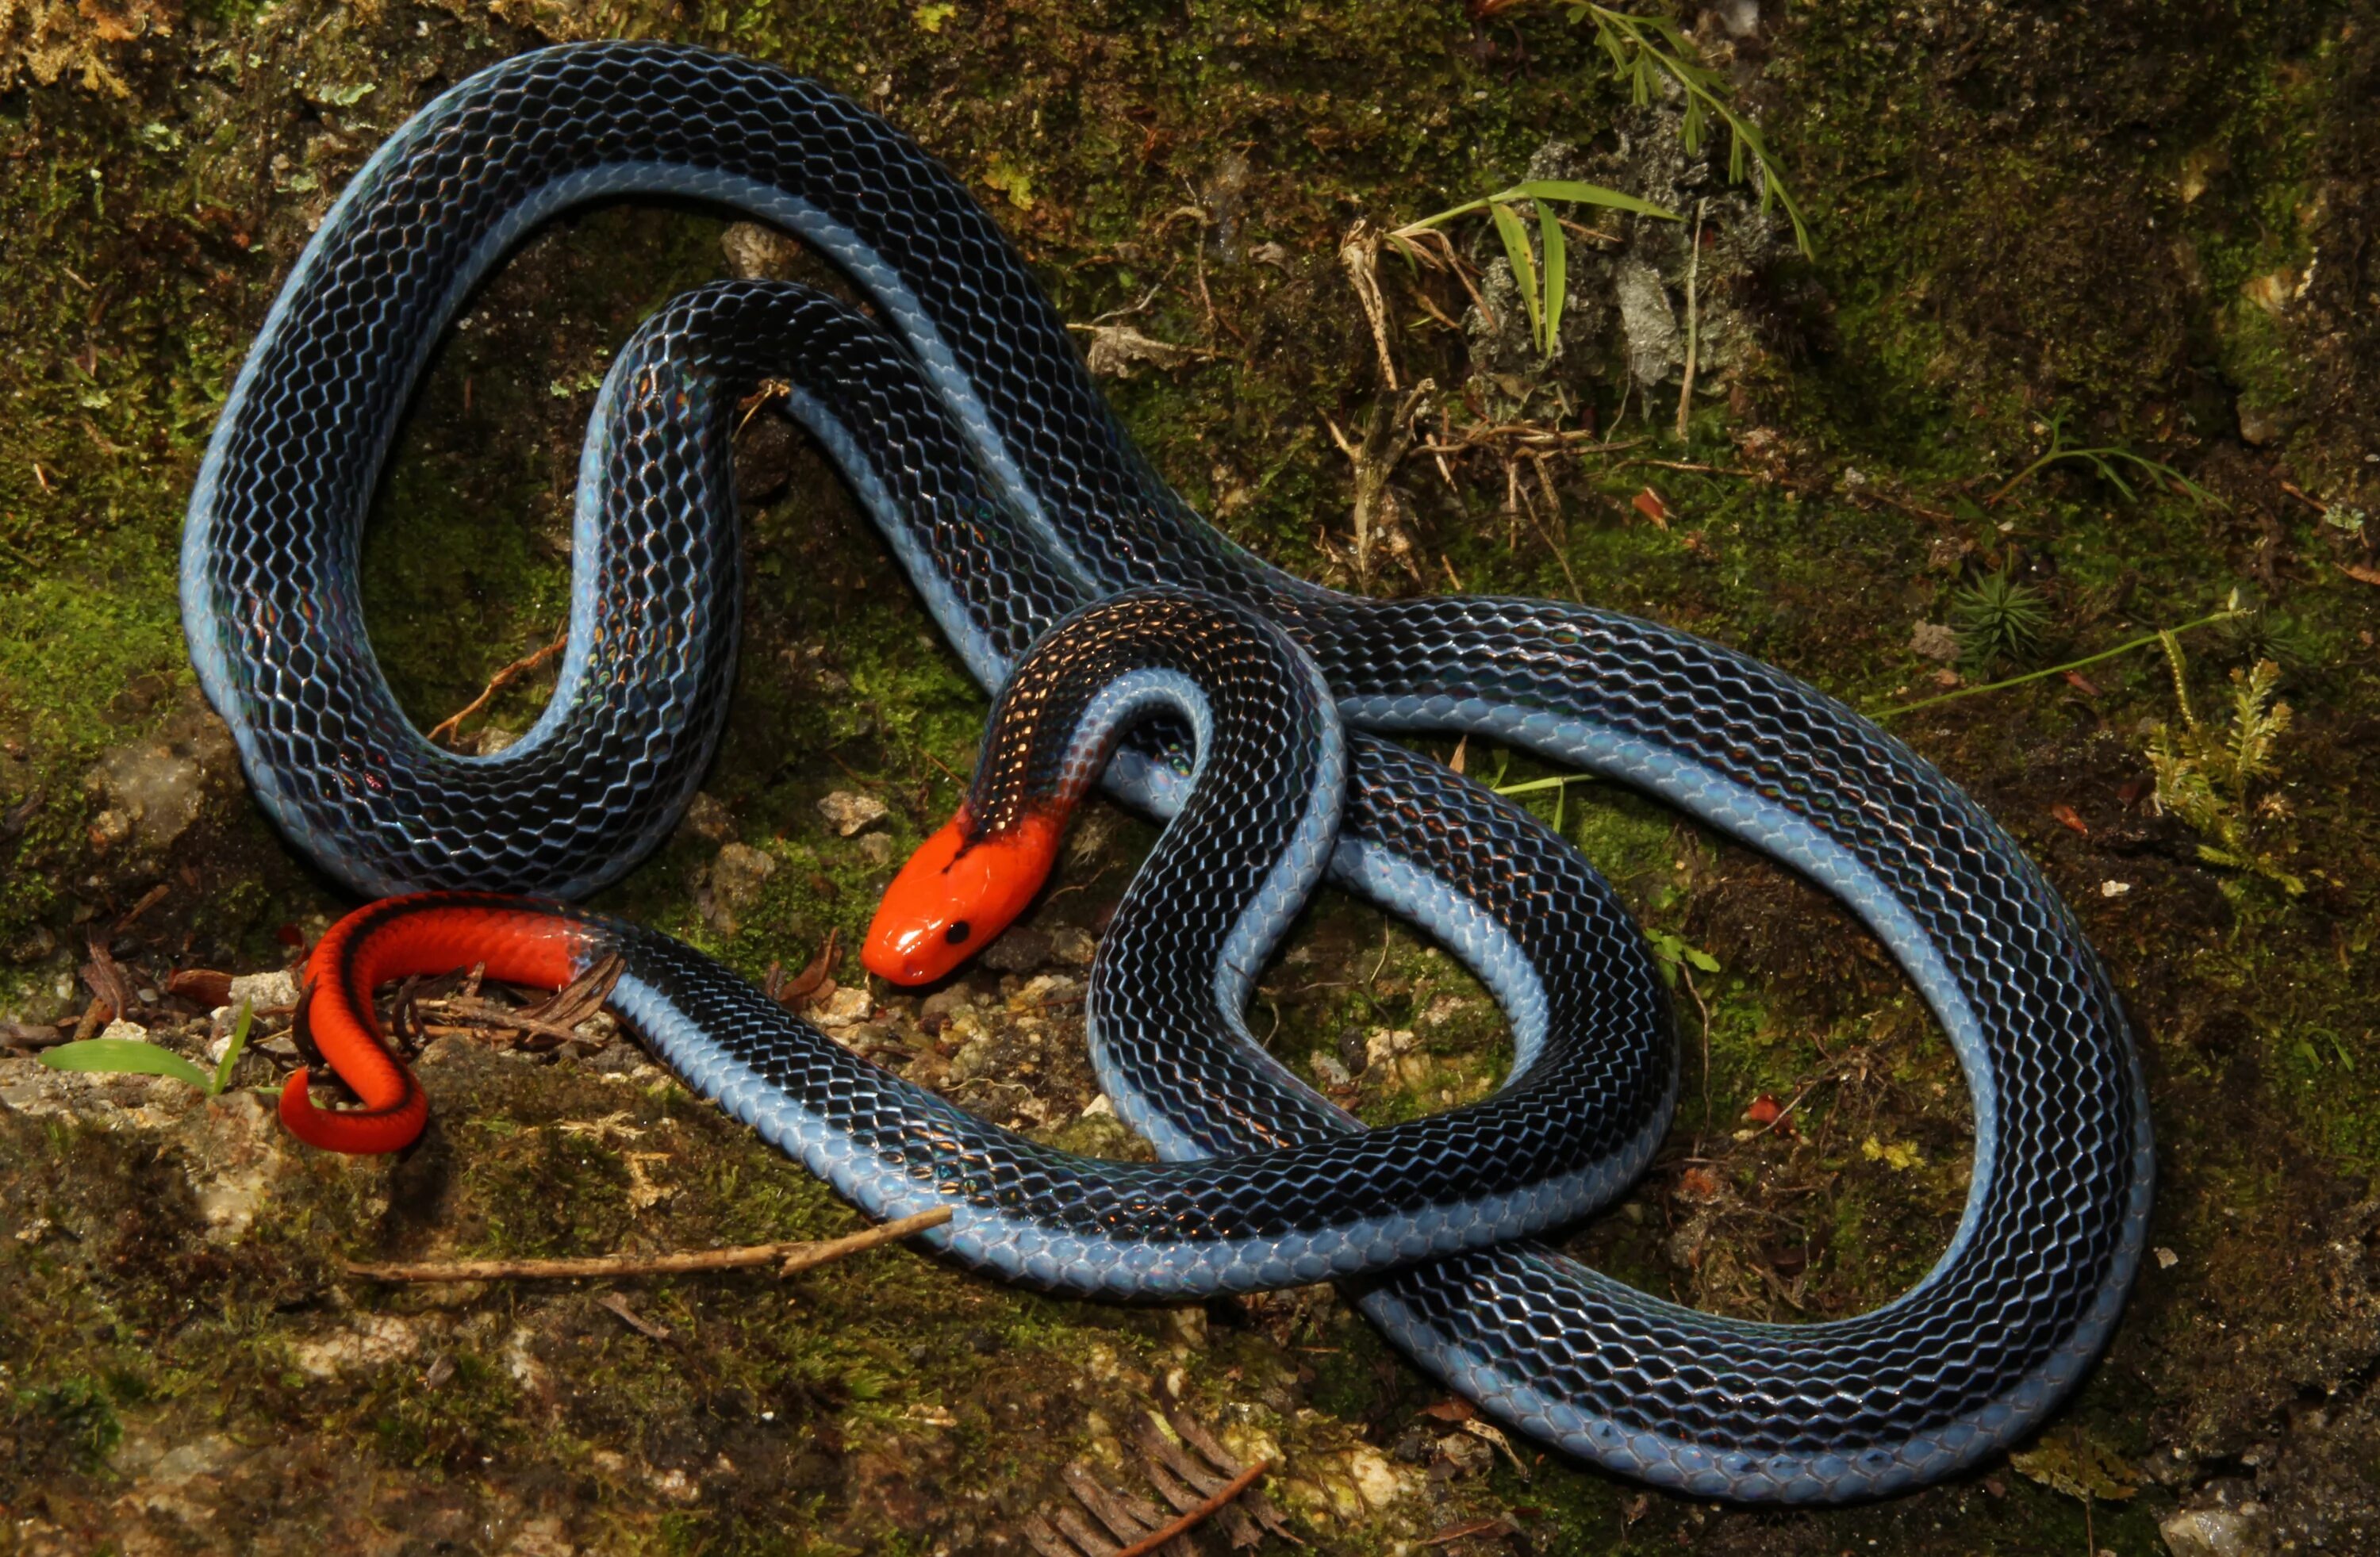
864;807;1062;986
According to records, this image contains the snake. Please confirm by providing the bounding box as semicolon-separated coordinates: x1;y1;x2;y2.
179;42;2152;1503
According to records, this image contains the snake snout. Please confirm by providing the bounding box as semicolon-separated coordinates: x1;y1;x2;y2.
864;811;1061;986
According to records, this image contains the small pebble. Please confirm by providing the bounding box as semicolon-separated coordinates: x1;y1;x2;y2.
817;791;888;837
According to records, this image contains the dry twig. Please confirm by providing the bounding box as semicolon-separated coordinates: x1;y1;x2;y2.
113;884;171;934
1108;1462;1271;1557
428;634;568;749
520;951;624;1033
405;953;624;1051
1338;219;1399;389
341;1206;953;1283
597;1290;673;1340
1324;382;1435;585
1676;198;1706;439
1024;1410;1293;1555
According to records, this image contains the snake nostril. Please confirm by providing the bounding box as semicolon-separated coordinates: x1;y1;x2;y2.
944;920;971;945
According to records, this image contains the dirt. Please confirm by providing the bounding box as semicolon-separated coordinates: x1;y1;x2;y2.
3;1;2378;1554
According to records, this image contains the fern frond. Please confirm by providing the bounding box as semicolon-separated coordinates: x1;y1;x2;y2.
2223;661;2290;788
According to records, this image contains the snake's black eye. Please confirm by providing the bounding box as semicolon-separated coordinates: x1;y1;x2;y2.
944;921;972;945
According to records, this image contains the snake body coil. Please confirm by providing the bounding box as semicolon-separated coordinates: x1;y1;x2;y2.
182;44;2152;1502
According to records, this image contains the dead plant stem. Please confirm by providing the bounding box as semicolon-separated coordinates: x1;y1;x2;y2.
343;1206;953;1283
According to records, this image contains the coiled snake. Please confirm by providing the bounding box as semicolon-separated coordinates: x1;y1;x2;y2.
180;42;2151;1503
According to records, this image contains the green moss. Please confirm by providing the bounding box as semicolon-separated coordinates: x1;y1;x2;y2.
6;1376;124;1480
362;205;736;730
361;1348;524;1469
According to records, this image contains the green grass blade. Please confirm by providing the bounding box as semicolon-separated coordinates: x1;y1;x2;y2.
210;1001;254;1097
41;1038;214;1091
1491;774;1599;797
1490;200;1543;351
1494;178;1681;221
1394;194;1493;234
1537;198;1568;354
2086;452;2138;503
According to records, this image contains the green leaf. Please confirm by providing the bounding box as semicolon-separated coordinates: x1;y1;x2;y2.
1645;13;1691;51
1491;178;1681;221
1594;21;1628;71
1489;201;1542;352
1536;198;1568;355
40;1039;213;1091
1643;929;1720;980
210;1002;253;1098
2081;451;2138;502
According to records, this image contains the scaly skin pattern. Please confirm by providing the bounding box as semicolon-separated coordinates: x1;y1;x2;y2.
283;896;588;1152
290;593;1669;1294
181;43;2150;1501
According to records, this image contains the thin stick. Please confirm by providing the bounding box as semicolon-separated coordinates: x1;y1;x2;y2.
1675;198;1706;439
342;1206;953;1283
1629;458;1756;477
427;634;569;748
1752;1076;1825;1137
1682;963;1713;1157
113;883;171;934
1871;608;2239;720
1109;1460;1272;1557
1517;481;1583;600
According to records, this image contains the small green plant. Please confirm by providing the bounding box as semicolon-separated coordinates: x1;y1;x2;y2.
2146;635;2302;895
1491;765;1602;834
1399;1;1812;359
40;1001;255;1095
1948;570;2052;671
1644;926;1720;988
1389;179;1679;359
2217;600;2317;678
1988;413;2220;509
1873;599;2242;722
1568;4;1812;254
1471;2;1811;249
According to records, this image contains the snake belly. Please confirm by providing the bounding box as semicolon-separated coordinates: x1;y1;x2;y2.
181;42;2152;1503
